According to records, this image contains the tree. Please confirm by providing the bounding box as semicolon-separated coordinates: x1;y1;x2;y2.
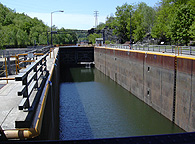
96;22;105;31
169;4;195;45
189;21;195;41
131;2;155;42
106;14;115;29
88;33;101;44
0;4;51;48
16;29;28;46
114;3;134;43
151;0;174;43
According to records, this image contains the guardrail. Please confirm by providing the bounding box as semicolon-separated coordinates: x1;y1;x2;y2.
0;46;51;78
104;44;195;55
15;53;49;111
0;46;51;58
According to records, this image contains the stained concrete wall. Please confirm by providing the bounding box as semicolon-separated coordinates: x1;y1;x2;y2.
37;50;60;140
175;57;195;132
94;47;195;132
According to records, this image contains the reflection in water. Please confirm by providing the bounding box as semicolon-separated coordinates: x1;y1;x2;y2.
59;67;184;140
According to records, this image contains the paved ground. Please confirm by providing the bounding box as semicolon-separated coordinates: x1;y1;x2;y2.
0;48;58;130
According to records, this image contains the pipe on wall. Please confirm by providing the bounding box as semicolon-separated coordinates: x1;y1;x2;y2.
3;49;58;140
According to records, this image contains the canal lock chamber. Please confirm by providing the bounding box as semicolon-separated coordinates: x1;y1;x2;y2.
39;46;185;141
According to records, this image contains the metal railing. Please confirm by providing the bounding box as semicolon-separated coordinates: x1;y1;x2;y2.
15;53;49;111
104;44;195;55
0;46;51;58
0;46;51;78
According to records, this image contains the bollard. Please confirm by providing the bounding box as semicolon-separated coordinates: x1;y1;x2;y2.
50;48;52;58
15;55;18;75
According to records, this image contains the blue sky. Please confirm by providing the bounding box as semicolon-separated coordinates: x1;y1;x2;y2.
0;0;160;30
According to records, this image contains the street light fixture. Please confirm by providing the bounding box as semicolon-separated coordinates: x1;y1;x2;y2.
51;10;64;46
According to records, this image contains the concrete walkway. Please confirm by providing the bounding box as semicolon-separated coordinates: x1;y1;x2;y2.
0;48;58;130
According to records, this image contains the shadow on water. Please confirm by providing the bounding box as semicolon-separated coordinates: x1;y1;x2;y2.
59;66;185;140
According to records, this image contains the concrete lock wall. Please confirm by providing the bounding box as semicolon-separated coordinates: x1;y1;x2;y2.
94;47;195;132
37;50;60;140
175;57;195;132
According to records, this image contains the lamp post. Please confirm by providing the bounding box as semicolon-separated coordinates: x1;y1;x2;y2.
51;10;64;46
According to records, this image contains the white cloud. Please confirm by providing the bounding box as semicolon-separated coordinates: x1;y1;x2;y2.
26;12;107;30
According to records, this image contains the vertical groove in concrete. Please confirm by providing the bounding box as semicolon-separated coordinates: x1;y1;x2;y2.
188;60;193;131
143;54;145;103
172;57;177;122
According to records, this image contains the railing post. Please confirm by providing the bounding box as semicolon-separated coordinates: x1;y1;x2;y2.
3;50;5;58
190;47;192;55
24;55;27;67
50;48;52;58
17;55;19;70
172;46;174;53
175;46;177;55
7;56;10;75
22;76;28;97
4;57;8;84
34;66;38;89
43;56;47;73
53;48;55;58
165;46;166;52
15;55;18;75
178;46;179;56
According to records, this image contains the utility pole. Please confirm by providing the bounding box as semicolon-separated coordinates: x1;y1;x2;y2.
94;11;99;28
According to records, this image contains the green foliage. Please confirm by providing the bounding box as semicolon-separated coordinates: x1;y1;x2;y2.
132;2;155;42
169;4;195;45
151;0;195;45
0;3;78;48
0;3;50;48
189;21;195;39
106;15;115;29
51;28;78;45
114;3;133;43
151;0;174;43
105;40;115;44
96;23;106;31
1;1;195;47
104;2;156;44
102;0;195;45
88;33;101;44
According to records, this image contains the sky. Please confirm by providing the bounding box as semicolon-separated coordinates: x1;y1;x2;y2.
0;0;160;30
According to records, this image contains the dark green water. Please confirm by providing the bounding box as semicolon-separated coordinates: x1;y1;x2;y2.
59;67;184;140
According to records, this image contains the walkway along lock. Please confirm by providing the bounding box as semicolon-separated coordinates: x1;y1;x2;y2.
3;48;59;140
